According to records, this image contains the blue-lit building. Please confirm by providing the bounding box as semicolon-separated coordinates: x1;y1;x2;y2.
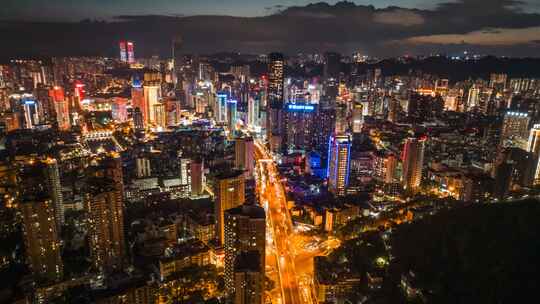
327;134;352;196
227;99;238;131
283;103;317;151
216;92;228;123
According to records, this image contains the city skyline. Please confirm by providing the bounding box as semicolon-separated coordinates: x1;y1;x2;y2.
1;1;540;303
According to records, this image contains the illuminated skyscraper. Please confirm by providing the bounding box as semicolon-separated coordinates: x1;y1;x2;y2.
19;159;65;229
327;134;352;196
22;98;39;129
21;197;63;282
131;80;145;127
172;36;183;89
127;41;135;64
119;41;128;62
267;52;284;152
179;158;192;192
402;137;426;191
235;137;254;178
216;92;228;123
227;99;238;131
85;178;125;272
49;86;70;130
215;170;246;245
224;204;265;298
144;82;161;126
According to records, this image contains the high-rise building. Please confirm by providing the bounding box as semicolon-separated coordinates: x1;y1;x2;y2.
21;196;63;282
179;158;192;192
324;52;341;80
127;41;135;64
235;137;254;178
19;159;65;229
215;171;246;245
190;159;204;197
500;111;530;148
172;36;183;89
144;83;161;126
22;98;39;129
227;99;238;131
85;178;125;272
401;137;426;191
267;53;284;152
216;92;228;123
224;204;265;298
131;82;145;127
527;124;540;184
49;86;70;130
283;103;317;150
233;251;264;304
119;41;127;62
327;134;352;196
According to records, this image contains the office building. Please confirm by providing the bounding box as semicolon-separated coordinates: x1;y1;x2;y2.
327;134;352;196
402;137;426;191
224;204;265;297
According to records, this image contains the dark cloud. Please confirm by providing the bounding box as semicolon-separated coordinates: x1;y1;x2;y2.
0;0;539;59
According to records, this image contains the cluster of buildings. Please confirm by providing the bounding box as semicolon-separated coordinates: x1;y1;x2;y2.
0;39;540;304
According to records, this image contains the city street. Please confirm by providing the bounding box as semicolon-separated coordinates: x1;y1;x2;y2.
254;141;315;304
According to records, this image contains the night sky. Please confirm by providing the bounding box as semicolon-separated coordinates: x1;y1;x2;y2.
1;0;539;58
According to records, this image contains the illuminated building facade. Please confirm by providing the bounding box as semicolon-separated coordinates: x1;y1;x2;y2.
528;124;540;184
500;111;530;148
21;198;64;282
402;137;426;191
215;171;246;245
49;86;70;130
85;179;125;272
127;41;135;64
327;134;352;196
233;251;263;304
267;52;284;152
227;99;238;131
224;205;265;299
119;41;127;62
